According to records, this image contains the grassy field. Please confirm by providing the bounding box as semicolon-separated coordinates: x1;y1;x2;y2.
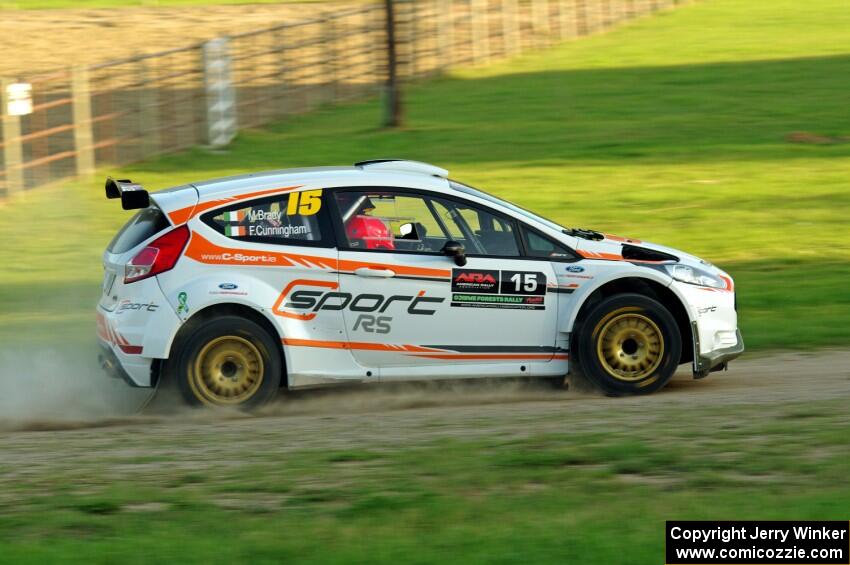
2;0;849;350
1;2;849;562
0;361;848;563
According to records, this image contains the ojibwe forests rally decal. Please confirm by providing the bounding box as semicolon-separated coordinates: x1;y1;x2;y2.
451;268;546;310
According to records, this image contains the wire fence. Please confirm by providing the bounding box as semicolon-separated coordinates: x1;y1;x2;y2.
0;0;686;198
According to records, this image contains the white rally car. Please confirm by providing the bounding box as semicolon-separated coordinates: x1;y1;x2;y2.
97;160;743;408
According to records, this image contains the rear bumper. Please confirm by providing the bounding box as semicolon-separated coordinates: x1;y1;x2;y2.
98;343;143;388
96;336;155;387
692;324;744;378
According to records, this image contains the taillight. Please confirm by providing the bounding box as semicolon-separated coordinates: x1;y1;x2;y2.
125;225;190;283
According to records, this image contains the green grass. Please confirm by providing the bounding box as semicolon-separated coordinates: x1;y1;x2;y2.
3;0;849;350
3;3;849;559
0;398;847;563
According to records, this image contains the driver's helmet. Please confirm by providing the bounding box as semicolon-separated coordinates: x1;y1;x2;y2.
346;215;394;250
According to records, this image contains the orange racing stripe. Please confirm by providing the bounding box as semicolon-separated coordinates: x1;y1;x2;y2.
283;338;441;353
408;353;568;360
184;231;452;279
283;338;569;360
167;185;302;225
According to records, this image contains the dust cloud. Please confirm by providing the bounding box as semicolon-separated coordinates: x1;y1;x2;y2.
0;345;591;431
0;344;153;431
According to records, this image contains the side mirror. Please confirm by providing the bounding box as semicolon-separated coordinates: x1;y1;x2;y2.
442;240;467;266
398;222;418;240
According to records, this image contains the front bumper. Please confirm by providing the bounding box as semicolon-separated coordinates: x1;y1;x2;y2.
692;323;744;378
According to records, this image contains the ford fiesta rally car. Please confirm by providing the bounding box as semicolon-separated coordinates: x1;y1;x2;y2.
97;160;743;408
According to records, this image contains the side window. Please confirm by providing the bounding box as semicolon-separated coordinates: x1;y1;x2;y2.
521;226;576;259
432;199;520;257
334;191;450;253
204;190;325;245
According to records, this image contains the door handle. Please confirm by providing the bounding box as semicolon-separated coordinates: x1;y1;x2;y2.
354;267;396;278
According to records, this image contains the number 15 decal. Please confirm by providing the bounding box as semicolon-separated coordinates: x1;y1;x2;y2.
287;189;323;216
501;271;546;296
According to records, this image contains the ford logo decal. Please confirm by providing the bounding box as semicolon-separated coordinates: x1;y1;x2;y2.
219;283;239;290
566;265;585;273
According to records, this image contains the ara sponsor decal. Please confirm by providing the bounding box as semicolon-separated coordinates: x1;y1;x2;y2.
272;279;445;324
116;300;160;314
698;305;717;315
566;265;585;273
450;269;547;310
451;269;499;293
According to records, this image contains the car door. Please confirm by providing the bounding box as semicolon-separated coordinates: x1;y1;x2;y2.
194;189;362;382
330;187;562;377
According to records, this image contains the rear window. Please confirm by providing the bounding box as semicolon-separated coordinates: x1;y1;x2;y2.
108;207;170;254
202;191;329;247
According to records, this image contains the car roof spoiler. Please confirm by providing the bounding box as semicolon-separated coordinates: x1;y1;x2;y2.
105;177;150;210
354;159;449;178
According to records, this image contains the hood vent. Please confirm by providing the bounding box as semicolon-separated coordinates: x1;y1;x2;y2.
621;244;678;263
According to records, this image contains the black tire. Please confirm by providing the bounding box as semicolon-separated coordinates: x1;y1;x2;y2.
167;315;282;409
574;293;681;396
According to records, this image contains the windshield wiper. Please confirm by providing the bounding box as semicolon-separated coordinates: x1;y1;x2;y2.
563;227;604;241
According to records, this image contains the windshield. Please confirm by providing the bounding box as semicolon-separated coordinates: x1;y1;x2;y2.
450;180;568;233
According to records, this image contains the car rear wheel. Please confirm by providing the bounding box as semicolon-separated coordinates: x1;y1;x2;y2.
171;316;282;409
575;293;681;395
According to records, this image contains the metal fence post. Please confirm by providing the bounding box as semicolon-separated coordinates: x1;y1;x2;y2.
71;67;96;179
203;38;237;148
1;79;24;194
137;59;160;159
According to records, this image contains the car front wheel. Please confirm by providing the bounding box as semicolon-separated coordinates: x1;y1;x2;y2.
575;293;681;395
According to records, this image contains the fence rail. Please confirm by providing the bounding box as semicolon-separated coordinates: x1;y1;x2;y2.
0;0;685;197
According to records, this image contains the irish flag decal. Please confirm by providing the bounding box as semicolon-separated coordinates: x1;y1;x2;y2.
224;210;245;222
225;225;247;237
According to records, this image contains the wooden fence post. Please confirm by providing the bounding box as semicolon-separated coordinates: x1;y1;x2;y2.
502;0;520;55
71;67;96;179
557;0;571;39
0;79;25;194
531;0;543;45
471;0;490;64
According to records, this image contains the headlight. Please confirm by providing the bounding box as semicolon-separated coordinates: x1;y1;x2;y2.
665;264;724;289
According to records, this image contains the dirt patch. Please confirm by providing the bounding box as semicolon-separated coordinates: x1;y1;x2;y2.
1;349;849;439
0;349;847;504
1;2;358;78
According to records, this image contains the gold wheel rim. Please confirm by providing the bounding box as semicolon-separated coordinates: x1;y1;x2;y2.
190;336;264;406
595;310;664;382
